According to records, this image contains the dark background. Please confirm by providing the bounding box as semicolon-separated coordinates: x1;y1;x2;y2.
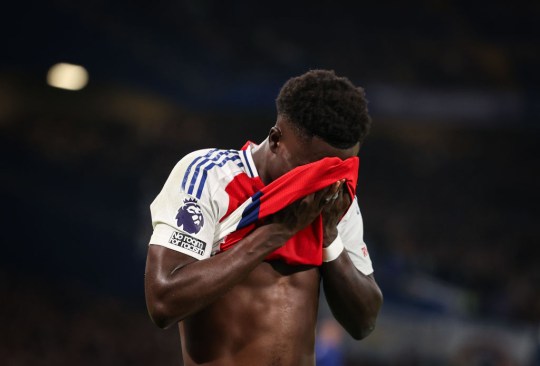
1;1;539;365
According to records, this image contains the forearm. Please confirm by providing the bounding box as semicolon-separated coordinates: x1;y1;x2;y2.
320;252;383;340
146;224;290;328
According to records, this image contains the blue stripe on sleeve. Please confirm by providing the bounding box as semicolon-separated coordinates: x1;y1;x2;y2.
187;150;232;195
180;149;245;198
195;155;243;198
181;149;218;191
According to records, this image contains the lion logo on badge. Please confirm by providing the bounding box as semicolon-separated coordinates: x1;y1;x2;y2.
176;197;204;234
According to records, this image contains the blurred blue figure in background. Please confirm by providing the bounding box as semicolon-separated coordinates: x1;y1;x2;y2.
316;318;345;366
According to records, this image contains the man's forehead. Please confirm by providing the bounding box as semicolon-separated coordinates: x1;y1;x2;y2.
277;117;359;163
300;136;360;162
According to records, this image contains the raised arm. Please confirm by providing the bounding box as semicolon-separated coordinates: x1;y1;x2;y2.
320;182;383;340
145;223;290;328
145;184;339;329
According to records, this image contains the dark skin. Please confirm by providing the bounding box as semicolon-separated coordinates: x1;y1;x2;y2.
145;117;383;366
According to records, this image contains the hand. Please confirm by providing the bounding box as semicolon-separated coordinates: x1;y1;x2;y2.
268;182;343;239
322;180;351;247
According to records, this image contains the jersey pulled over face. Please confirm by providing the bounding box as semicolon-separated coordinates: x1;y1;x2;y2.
149;144;373;275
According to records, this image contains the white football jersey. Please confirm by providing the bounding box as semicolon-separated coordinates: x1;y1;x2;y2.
149;144;373;275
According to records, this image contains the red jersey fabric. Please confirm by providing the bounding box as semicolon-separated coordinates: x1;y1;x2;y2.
219;142;359;266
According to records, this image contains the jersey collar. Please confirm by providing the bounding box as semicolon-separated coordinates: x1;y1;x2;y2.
239;141;259;178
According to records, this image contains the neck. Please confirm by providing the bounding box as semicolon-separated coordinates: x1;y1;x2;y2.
250;139;272;185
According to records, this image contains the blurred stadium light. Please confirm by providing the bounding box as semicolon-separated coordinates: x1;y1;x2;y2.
47;63;89;91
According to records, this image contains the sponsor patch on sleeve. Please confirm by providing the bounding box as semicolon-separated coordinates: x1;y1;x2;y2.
168;231;207;256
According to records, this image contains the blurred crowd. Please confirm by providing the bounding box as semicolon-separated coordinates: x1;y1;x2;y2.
362;126;539;323
3;102;538;322
1;0;539;364
0;273;181;365
4;0;538;107
2;106;538;364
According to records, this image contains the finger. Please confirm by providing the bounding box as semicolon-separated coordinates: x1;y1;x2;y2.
332;180;344;197
315;182;335;200
325;183;349;210
338;187;352;209
313;186;332;209
322;181;343;206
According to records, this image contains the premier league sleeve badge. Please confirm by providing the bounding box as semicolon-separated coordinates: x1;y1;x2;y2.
176;197;205;235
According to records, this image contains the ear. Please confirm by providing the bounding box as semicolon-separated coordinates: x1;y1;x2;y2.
268;126;282;153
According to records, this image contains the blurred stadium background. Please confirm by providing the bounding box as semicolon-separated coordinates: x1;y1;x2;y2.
1;1;539;365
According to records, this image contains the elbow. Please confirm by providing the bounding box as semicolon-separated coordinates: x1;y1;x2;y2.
349;286;384;340
145;282;184;329
145;282;196;329
349;318;377;340
347;311;380;340
147;301;176;329
145;246;198;329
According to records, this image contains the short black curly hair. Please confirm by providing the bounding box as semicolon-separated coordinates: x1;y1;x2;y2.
276;69;371;149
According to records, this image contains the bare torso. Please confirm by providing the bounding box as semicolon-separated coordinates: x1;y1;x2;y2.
179;261;321;366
